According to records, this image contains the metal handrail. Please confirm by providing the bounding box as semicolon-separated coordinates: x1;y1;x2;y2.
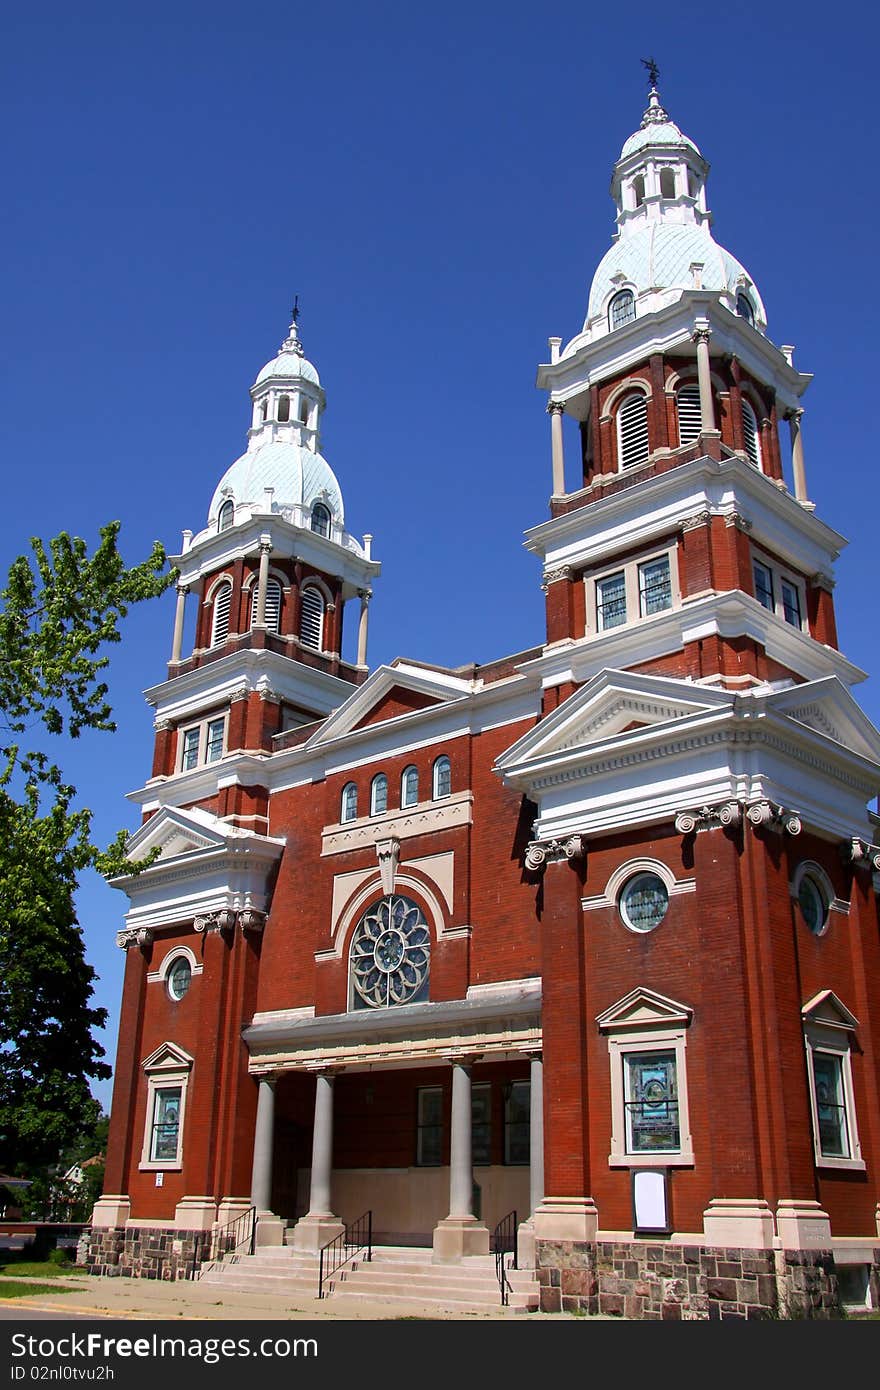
317;1210;372;1299
190;1205;256;1279
492;1209;518;1306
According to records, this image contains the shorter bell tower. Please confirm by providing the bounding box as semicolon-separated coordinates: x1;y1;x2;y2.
146;311;381;827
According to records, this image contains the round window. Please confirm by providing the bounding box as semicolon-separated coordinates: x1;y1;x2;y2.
798;875;828;936
619;872;670;933
350;895;430;1010
167;958;192;1001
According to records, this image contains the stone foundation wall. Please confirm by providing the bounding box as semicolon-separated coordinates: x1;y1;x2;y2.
535;1239;845;1320
85;1226;211;1280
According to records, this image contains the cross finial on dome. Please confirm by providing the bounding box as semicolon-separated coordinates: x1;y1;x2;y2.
639;57;669;127
281;294;305;357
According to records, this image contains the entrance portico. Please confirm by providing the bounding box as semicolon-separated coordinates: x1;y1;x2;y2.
243;983;542;1260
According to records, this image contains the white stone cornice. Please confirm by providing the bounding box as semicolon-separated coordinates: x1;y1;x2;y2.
322;792;473;856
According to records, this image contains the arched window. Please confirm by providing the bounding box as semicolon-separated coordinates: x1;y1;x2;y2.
260;399;268;422
277;395;291;423
218;499;234;532
341;782;358;823
741;399;762;469
311;503;331;538
349;894;430;1010
300;585;325;650
370;773;388;816
210;581;233;646
687;169;698;198
299;399;310;425
401;765;419;808
609;290;636;331
660;168;676;199
633;174;645;207
676;384;702;446
432;755;451;800
250;578;282;632
616;391;650;468
736;293;755;326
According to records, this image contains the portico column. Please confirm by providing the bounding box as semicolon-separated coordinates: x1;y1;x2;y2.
788;409;809;502
250;1076;276;1212
529;1053;544;1218
291;1070;345;1252
516;1051;545;1269
170;584;188;664
253;537;272;627
693;325;716;433
548;400;566;496
432;1059;490;1262
356;589;371;667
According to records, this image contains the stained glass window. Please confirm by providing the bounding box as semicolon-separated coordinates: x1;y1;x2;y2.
620;873;669;933
624;1052;680;1153
350;895;430;1010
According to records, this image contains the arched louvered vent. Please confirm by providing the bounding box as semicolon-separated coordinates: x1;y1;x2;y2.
609;290;635;330
617;392;650;468
211;582;233;646
300;586;325;650
264;578;282;632
218;499;234;532
311;503;331;538
677;384;702;446
741;400;762;469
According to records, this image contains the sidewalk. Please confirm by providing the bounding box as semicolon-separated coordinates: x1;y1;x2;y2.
4;1273;582;1321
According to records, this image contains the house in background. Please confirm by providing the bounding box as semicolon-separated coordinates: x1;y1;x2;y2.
89;83;880;1318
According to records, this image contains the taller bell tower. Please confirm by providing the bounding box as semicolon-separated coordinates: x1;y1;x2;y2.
531;81;844;703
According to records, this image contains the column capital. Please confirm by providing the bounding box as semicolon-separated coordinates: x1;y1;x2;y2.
357;588;372;604
176;582;189;597
785;406;805;423
116;926;153;951
841;837;880;872
745;799;802;835
194;908;236;936
675;800;742;835
546;399;565;416
540;563;572;591
524;835;586;872
691;325;711;345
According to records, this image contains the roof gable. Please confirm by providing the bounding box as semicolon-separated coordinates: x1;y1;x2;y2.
597;986;693;1031
497;669;729;769
307;662;473;747
801;989;859;1032
770;677;880;764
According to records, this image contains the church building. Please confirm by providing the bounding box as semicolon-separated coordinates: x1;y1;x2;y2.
89;83;880;1318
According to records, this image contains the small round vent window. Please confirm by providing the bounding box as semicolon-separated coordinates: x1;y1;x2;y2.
619;873;669;934
167;958;192;1001
798;875;828;936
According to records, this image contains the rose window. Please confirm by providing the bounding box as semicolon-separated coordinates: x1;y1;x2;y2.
350;895;430;1010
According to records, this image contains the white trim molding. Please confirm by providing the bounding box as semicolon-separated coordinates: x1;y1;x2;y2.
597;987;694;1169
139;1042;194;1173
801;990;865;1173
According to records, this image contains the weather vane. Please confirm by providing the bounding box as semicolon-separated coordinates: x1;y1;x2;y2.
291;294;300;325
641;56;660;89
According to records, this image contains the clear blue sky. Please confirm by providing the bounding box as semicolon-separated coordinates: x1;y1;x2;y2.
2;1;877;1114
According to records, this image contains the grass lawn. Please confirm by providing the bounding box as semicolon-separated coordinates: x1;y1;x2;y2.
0;1281;76;1299
0;1259;83;1278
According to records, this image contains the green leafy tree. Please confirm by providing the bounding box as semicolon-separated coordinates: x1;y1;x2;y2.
0;523;173;1174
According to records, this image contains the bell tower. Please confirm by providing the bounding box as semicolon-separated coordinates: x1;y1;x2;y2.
530;80;845;703
146;311;381;824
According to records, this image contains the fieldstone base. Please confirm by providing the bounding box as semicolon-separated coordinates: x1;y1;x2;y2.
535;1238;846;1319
85;1226;211;1280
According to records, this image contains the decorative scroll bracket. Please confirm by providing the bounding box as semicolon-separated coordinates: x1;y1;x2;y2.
376;836;401;896
841;837;880;873
745;800;802;836
116;927;154;951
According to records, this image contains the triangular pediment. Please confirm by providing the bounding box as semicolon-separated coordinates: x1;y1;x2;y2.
597;987;693;1032
307;662;473;747
497;669;730;770
125;806;230;864
141;1041;194;1073
801;989;859;1032
770;678;880;765
121;805;284;869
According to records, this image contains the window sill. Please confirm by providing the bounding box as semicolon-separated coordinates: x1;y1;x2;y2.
609;1153;694;1168
138;1161;183;1172
815;1156;866;1172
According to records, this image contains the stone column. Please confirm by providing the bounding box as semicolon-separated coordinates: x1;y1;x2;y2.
433;1059;490;1262
292;1070;345;1252
250;1076;285;1247
693;325;716;433
253;537;272;628
356;589;371;667
788;409;808;502
170;584;188;664
517;1051;545;1269
548;400;566;496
